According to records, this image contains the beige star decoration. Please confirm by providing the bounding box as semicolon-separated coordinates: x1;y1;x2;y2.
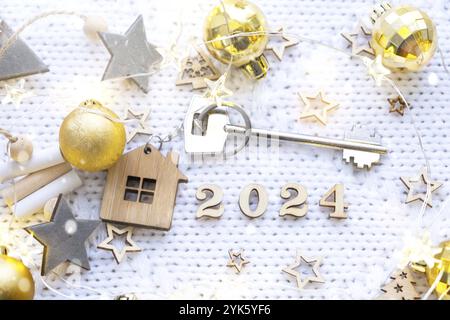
282;251;325;289
226;249;249;273
2;79;34;107
124;108;152;143
387;96;407;116
298;90;339;125
204;74;233;108
97;223;141;264
400;167;443;207
362;55;391;86
265;27;299;61
341;22;375;58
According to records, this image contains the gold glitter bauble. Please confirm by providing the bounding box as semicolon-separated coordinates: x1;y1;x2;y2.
371;5;437;71
0;248;35;300
203;0;269;79
59;100;126;172
426;240;450;299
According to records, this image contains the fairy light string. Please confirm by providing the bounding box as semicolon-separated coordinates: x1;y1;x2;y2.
0;4;448;299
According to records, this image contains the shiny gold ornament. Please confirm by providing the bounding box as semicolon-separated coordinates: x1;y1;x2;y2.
0;247;35;300
426;241;450;299
203;0;269;79
59;99;126;172
370;4;437;71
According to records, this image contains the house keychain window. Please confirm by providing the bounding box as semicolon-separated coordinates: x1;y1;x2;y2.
124;176;157;204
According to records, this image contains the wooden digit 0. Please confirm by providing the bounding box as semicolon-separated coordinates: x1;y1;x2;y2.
279;183;308;217
239;183;268;218
319;183;348;219
195;184;224;218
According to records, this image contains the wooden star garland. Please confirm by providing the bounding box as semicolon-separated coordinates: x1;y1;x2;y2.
123;108;152;143
298;90;339;125
282;251;324;289
226;249;250;273
341;22;374;58
265;27;299;61
387;96;407;116
97;223;141;264
400;167;443;207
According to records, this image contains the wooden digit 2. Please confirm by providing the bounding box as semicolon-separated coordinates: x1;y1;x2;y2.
239;183;268;218
319;183;348;219
195;184;224;218
280;183;308;217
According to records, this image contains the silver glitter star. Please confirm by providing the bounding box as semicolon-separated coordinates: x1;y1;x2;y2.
26;194;100;276
0;19;49;81
98;15;163;93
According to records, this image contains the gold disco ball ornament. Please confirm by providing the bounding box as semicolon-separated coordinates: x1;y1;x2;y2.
0;247;35;300
370;3;437;72
59;99;126;172
426;240;450;300
204;0;269;80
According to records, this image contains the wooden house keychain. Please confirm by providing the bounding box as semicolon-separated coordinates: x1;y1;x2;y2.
100;136;188;230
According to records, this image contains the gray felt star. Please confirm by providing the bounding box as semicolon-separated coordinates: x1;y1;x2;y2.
0;19;49;81
26;194;100;275
98;15;162;93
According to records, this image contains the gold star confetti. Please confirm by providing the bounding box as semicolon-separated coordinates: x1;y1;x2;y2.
226;249;249;273
265;27;299;61
341;22;374;58
282;251;325;289
400;167;443;207
387;96;407;116
363;55;391;86
204;74;233;108
1;79;34;107
123;108;152;143
298;90;339;125
97;223;141;264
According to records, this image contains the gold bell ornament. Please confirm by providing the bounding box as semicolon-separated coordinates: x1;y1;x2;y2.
370;2;437;72
204;0;270;80
425;240;450;299
59;99;126;172
0;246;35;300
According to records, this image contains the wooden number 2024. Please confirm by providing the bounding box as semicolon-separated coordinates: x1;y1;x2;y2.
195;183;347;219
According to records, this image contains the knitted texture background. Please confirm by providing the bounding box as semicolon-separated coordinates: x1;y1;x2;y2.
0;0;449;299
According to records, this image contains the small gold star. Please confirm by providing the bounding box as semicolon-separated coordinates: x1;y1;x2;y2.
265;27;299;61
226;249;249;273
363;55;391;86
400;167;443;207
341;22;374;58
204;74;233;107
97;223;141;264
282;251;325;289
387;96;407;116
1;79;34;107
298;90;339;125
124;108;152;143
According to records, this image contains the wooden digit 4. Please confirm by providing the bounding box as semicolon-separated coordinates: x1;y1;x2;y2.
239;184;268;218
279;183;308;217
319;184;348;219
196;184;224;218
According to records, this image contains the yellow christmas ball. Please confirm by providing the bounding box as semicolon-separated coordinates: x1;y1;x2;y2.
426;240;450;299
59;99;126;172
371;4;437;72
204;0;269;79
0;248;35;300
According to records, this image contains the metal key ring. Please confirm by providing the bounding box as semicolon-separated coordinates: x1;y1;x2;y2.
196;101;252;158
144;134;164;153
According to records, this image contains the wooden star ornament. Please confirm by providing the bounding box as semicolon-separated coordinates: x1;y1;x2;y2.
97;223;141;264
341;22;375;58
282;251;324;289
226;249;249;273
298;90;339;125
123;108;152;143
400;167;443;207
265;27;299;61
